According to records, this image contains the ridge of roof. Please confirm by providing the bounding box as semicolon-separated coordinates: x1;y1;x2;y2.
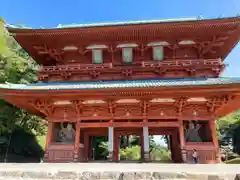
5;15;240;30
1;77;240;91
56;17;199;29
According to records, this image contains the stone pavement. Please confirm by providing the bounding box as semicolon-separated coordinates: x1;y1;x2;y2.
0;163;239;180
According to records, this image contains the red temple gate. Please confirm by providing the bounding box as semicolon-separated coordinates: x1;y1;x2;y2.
0;16;240;163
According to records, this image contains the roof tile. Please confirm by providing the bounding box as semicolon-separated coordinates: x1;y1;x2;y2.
1;77;240;91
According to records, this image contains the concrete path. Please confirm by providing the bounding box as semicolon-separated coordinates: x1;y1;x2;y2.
0;163;239;180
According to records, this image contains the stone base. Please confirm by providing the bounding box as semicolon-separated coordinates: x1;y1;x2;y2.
0;163;239;180
108;151;113;162
73;151;79;162
181;149;187;163
42;151;49;162
143;152;150;162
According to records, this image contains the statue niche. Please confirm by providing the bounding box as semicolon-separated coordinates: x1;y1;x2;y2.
184;120;213;143
184;121;202;142
54;122;76;144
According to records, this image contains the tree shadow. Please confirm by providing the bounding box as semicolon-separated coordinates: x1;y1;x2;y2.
0;127;44;163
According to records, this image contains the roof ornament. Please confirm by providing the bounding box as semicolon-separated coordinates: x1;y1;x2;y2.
197;16;203;20
5;24;17;28
5;81;12;85
4;82;14;88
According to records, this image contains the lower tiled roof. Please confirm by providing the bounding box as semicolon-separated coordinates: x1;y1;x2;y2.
1;77;240;91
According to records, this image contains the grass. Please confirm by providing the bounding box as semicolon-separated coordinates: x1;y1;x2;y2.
225;157;240;164
36;135;46;149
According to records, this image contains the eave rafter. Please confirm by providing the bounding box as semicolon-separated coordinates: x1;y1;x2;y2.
194;35;229;57
19;92;239;121
108;100;114;117
141;99;149;117
32;30;235;67
29;99;54;117
174;97;188;116
70;100;83;119
206;95;235;113
33;45;64;63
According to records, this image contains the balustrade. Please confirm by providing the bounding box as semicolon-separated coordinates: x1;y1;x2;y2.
40;59;222;72
41;63;113;72
142;59;222;68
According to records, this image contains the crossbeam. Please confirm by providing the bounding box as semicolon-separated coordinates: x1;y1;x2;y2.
78;121;179;128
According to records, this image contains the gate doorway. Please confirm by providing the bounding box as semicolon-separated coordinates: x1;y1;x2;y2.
114;127;143;162
89;136;108;161
149;127;182;163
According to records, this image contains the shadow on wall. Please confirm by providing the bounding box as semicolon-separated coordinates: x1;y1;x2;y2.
0;127;44;163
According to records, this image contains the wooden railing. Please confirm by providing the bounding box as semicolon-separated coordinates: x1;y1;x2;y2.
142;59;222;68
39;59;223;73
40;63;113;72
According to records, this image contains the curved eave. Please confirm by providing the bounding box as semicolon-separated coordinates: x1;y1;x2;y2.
2;95;45;118
6;16;240;65
1;78;240;95
2;78;240;119
215;96;240;118
6;16;240;32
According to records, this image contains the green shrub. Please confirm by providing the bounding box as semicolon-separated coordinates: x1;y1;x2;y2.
120;146;141;160
225;157;240;164
150;147;171;161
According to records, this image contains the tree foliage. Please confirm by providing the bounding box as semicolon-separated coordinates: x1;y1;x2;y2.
0;18;45;161
217;110;240;154
0;18;46;135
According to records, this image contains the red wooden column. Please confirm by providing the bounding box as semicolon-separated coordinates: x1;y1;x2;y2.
74;122;81;162
140;133;144;161
210;119;221;163
44;121;53;161
89;136;93;160
179;119;187;163
84;133;89;161
113;130;119;161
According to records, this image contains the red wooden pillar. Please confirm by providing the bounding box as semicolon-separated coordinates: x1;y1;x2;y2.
84;133;89;161
89;136;93;160
169;135;175;161
170;130;182;163
179;119;186;163
44;121;53;161
140;133;144;161
74;122;80;162
210;119;221;163
113;130;119;161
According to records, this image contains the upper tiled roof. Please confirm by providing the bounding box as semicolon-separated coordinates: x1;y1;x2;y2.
56;17;199;29
6;16;239;30
6;17;199;29
1;77;240;91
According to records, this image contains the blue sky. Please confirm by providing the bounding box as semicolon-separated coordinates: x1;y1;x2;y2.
1;0;239;145
1;0;239;77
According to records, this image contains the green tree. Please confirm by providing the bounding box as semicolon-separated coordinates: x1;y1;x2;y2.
217;110;240;155
0;18;45;135
0;18;46;161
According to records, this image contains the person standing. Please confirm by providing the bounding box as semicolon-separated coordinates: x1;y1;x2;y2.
192;149;199;164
